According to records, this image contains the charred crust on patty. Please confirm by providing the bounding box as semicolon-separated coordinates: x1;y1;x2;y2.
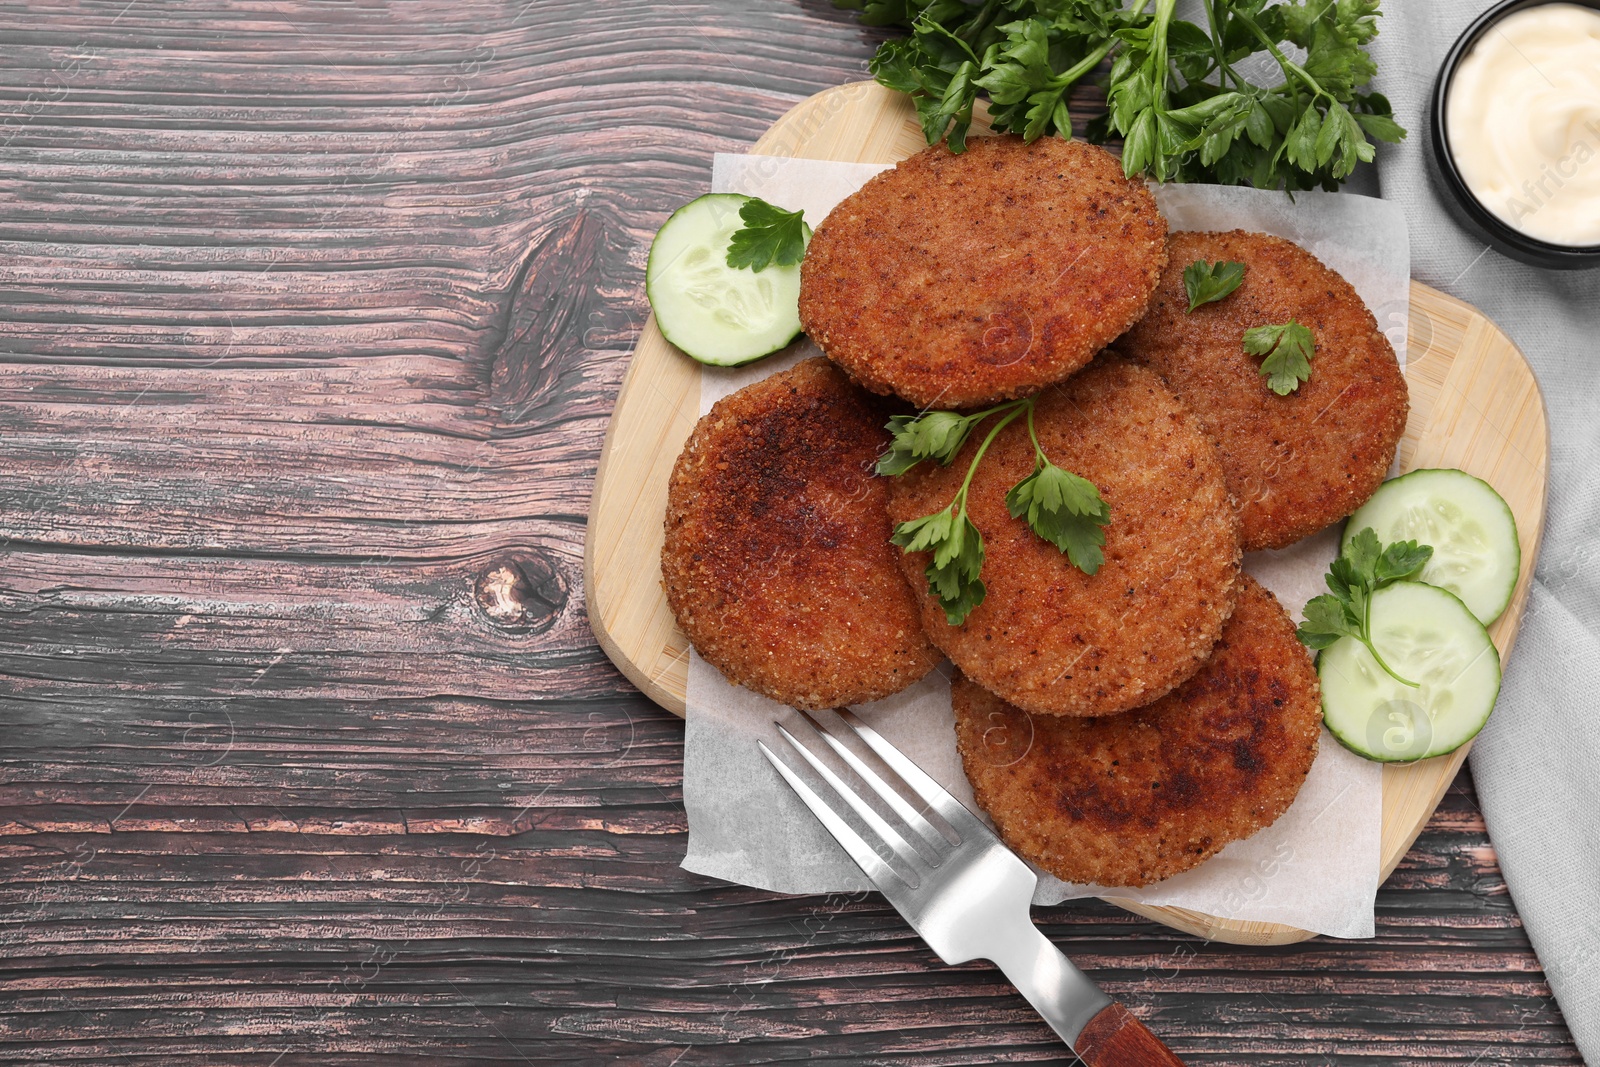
953;575;1321;887
662;357;939;710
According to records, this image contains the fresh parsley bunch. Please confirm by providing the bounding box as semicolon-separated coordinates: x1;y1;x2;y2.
879;398;1110;625
834;0;1405;192
1298;527;1432;685
840;0;1138;152
1111;0;1405;190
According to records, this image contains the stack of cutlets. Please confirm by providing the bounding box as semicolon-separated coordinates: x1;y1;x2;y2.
663;135;1409;887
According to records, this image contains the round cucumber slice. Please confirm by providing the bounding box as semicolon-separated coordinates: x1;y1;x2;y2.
1318;581;1501;762
645;193;809;367
1343;468;1520;624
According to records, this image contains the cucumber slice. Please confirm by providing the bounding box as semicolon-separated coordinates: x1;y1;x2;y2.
1318;581;1501;762
645;193;809;367
1343;468;1520;624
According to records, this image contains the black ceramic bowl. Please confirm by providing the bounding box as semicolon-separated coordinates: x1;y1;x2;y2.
1430;0;1600;269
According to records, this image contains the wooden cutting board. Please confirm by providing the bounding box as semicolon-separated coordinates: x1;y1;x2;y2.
584;81;1550;946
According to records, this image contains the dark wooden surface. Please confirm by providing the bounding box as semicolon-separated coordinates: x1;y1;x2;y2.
0;1;1579;1063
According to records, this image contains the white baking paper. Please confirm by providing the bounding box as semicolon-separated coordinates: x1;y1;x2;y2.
681;152;1411;939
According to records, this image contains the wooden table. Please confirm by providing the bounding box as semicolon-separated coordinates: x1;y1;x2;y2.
0;1;1580;1062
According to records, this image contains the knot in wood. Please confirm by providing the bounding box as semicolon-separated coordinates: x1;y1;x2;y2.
474;552;566;634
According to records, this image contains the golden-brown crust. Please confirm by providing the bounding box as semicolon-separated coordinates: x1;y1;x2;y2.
1116;230;1409;551
886;358;1241;716
662;358;939;710
798;135;1168;409
953;575;1322;888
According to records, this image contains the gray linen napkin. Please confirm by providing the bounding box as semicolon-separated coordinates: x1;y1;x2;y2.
1370;4;1600;1056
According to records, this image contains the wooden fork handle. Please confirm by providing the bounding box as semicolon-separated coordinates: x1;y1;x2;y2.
1073;1002;1186;1066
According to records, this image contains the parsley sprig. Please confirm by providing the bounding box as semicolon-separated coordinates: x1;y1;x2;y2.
1297;527;1432;686
1183;259;1245;311
725;198;808;272
880;398;1110;625
834;0;1405;192
1243;319;1315;395
1005;402;1110;573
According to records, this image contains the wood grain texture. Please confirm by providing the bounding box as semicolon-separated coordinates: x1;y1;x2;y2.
0;1;1580;1063
586;81;1551;946
1076;1002;1186;1066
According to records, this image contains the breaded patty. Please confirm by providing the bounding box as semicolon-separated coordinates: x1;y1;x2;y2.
953;575;1321;888
799;135;1167;409
887;359;1240;716
662;358;938;710
1117;230;1408;551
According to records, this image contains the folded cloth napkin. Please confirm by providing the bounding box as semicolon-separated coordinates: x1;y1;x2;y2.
1370;6;1600;1057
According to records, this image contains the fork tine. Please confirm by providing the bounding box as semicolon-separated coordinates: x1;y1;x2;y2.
836;707;992;842
800;709;951;862
757;740;908;890
774;722;927;883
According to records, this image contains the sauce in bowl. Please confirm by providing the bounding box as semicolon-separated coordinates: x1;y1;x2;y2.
1445;2;1600;247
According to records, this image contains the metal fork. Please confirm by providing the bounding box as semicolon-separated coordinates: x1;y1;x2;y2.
759;707;1186;1067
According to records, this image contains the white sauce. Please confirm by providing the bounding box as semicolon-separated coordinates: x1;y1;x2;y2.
1446;3;1600;246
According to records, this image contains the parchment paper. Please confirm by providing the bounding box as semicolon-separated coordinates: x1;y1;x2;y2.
681;152;1411;939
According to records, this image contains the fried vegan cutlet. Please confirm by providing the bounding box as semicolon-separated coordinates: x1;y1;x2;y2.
953;575;1321;888
798;135;1167;409
887;358;1241;717
1117;230;1409;551
662;357;938;710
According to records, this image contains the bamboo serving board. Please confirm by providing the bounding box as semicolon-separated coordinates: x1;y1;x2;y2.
584;81;1549;945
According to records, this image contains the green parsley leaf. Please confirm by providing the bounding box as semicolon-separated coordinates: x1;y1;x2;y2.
1354;95;1406;143
1005;462;1110;574
1242;319;1316;395
889;501;955;556
1284;103;1323;173
876;410;984;476
1297;594;1360;650
829;0;912;29
1182;259;1246;312
1342;525;1382;588
724;198;808;273
917;60;980;151
1297;527;1433;684
839;0;1404;192
1375;537;1434;585
867;36;924;93
890;501;987;625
